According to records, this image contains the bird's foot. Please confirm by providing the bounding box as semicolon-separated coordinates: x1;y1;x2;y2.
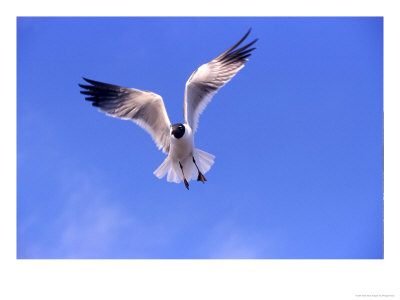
197;172;207;183
184;179;189;190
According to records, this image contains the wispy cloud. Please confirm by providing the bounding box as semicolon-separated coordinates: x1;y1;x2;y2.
51;168;133;258
49;164;184;258
19;163;276;259
201;219;272;259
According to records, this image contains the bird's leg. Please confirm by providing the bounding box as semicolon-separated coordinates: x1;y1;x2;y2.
179;162;189;190
192;157;207;183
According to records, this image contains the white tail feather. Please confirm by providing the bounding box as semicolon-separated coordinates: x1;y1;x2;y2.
167;162;181;183
153;156;171;179
193;148;215;174
153;148;215;183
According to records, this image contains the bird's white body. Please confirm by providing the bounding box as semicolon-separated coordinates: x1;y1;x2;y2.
154;124;215;183
169;124;194;161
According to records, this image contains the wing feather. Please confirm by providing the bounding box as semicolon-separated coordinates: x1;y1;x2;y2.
183;29;257;133
79;78;171;153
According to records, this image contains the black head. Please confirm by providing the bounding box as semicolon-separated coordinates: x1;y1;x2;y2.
171;123;185;139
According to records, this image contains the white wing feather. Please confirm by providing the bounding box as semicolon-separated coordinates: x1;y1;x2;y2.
184;29;257;133
80;78;171;153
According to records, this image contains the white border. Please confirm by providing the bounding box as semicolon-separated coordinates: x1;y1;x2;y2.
2;1;399;299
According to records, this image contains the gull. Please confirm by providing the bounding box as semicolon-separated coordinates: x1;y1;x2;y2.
79;29;257;190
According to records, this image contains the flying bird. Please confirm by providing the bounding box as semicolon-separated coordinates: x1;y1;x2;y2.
79;29;257;190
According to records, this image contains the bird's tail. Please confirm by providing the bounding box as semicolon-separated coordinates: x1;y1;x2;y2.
192;148;215;175
153;149;215;183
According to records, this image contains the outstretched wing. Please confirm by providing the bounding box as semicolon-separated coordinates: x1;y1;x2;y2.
79;78;171;153
183;29;257;133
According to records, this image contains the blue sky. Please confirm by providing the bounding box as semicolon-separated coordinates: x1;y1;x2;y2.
17;17;383;259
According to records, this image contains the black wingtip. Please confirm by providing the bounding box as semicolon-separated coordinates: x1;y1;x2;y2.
218;28;258;61
243;28;251;39
243;29;258;47
82;77;97;85
79;77;93;89
81;77;104;86
242;28;256;42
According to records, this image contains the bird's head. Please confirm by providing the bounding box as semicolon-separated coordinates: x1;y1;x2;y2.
171;123;185;139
